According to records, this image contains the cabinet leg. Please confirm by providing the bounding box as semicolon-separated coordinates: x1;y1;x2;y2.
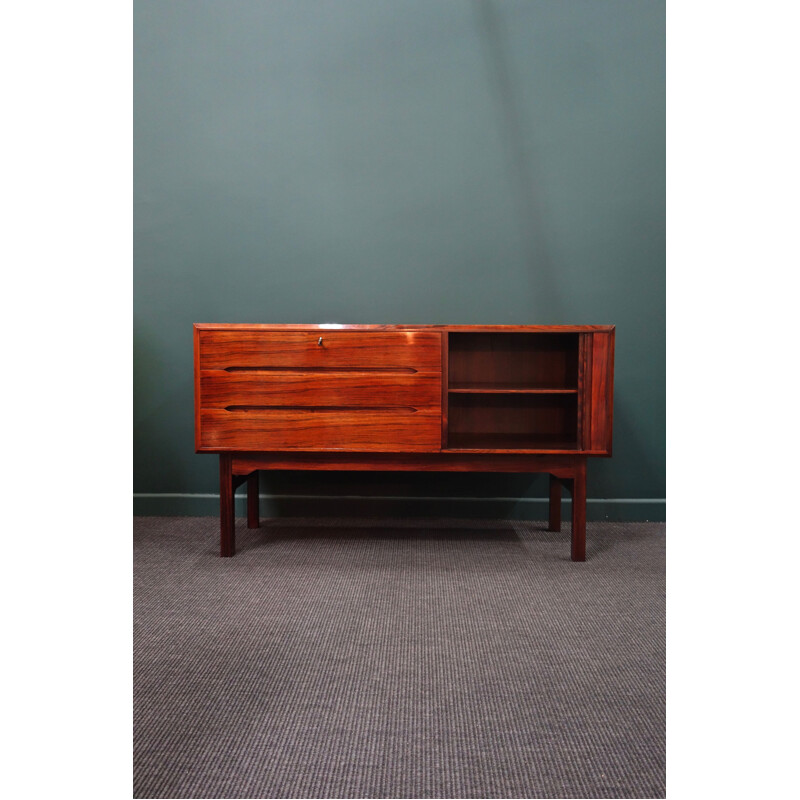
220;454;235;557
247;471;260;528
570;462;586;562
548;474;562;532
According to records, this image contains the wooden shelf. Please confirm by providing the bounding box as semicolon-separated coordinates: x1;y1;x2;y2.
447;392;579;453
445;432;579;452
449;383;577;394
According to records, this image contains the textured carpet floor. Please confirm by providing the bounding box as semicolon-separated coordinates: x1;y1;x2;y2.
134;517;665;799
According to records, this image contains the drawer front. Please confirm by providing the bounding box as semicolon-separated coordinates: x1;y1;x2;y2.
200;371;440;409
199;408;440;451
198;330;441;371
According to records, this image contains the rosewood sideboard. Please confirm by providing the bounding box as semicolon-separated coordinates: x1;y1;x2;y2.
194;324;614;560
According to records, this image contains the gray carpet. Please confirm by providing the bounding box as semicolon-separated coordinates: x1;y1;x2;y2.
134;517;665;799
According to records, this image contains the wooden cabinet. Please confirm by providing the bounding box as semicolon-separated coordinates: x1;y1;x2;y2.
194;324;614;560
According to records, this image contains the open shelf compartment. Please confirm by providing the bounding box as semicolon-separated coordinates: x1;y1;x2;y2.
446;332;581;451
447;331;579;391
447;392;578;451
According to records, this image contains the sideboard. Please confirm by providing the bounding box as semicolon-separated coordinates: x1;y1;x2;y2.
194;324;614;560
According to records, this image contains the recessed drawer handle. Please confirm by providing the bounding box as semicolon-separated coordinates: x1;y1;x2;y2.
223;366;419;374
225;405;419;413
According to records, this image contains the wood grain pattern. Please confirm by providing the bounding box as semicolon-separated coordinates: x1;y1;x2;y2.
231;451;590;474
199;370;440;409
198;330;441;370
193;325;202;452
199;408;441;451
589;330;615;455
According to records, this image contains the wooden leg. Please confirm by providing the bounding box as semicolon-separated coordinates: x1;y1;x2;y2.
220;454;235;557
570;461;586;562
247;471;260;528
548;474;562;532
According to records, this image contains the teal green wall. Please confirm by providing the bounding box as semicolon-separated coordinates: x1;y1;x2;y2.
134;0;664;520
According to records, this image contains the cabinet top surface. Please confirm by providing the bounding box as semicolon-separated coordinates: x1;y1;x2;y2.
194;323;614;333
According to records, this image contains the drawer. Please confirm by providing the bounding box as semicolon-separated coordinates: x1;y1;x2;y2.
198;330;441;371
199;408;441;452
199;371;441;409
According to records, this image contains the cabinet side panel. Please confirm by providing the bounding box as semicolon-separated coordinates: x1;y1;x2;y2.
194;325;201;451
589;331;615;454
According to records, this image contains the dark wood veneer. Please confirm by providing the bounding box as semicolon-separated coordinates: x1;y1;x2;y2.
195;324;614;561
